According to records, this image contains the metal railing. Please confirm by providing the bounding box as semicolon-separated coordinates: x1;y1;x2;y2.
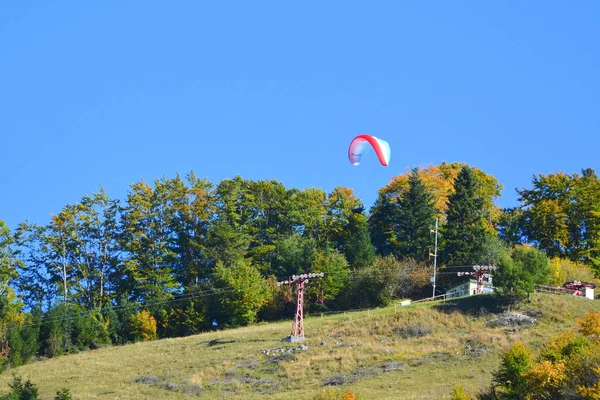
534;284;577;296
411;293;447;304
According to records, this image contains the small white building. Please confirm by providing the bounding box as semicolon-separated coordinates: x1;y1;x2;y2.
585;287;595;300
446;279;495;298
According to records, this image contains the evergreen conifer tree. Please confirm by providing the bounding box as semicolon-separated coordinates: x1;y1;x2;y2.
442;166;489;266
368;192;400;256
396;169;438;261
337;213;375;269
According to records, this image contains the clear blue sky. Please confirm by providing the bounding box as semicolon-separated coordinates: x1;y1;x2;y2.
1;1;599;230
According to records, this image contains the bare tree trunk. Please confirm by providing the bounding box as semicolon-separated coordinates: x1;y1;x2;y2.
63;263;68;302
62;243;68;302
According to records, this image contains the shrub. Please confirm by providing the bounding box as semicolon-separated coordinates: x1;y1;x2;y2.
115;295;138;344
39;303;84;357
577;312;600;338
0;375;39;400
54;388;72;400
521;360;567;399
78;309;110;350
313;388;362;400
578;369;600;400
540;329;589;362
100;301;120;343
450;384;470;400
492;341;533;398
341;390;361;400
564;343;600;396
158;299;208;338
339;257;429;309
471;315;600;400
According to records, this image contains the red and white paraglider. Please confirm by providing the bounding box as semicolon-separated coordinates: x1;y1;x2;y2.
348;134;391;166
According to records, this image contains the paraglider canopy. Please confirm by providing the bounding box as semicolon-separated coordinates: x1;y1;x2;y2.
348;134;391;166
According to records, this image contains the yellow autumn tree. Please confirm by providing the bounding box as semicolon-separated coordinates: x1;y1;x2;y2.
522;360;567;399
548;257;600;287
474;313;600;399
369;163;502;261
578;312;600;338
129;310;157;341
377;162;502;223
578;368;600;400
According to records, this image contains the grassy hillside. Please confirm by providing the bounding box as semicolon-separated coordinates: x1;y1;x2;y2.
0;294;598;399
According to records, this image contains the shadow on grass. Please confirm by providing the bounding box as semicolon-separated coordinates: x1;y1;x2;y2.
433;294;505;316
207;338;237;347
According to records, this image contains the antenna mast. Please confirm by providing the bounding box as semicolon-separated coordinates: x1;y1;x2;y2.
430;218;439;298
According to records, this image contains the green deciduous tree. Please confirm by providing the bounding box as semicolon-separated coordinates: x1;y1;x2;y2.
493;244;550;304
15;190;121;309
244;179;296;271
492;342;534;399
292;188;328;242
208;177;252;267
272;233;317;277
517;168;600;271
496;207;525;246
326;187;362;247
119;179;178;303
46;209;79;303
69;189;121;309
322;187;374;268
77;308;111;350
163;172;216;289
13;222;55;310
308;248;349;305
0;221;21;296
339;256;428;309
208;258;272;328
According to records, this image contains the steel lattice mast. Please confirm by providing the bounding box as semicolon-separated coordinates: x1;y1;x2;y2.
277;272;324;342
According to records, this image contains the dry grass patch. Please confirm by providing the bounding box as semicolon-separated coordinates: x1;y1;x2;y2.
189;361;237;385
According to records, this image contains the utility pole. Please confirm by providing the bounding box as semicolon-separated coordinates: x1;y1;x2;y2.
430;218;439;298
277;272;324;342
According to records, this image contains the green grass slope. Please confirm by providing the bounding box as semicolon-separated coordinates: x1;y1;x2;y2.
0;294;598;400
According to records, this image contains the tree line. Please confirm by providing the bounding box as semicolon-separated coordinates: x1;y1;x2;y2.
0;163;598;370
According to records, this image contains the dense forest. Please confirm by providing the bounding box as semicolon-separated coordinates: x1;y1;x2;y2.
0;162;598;370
